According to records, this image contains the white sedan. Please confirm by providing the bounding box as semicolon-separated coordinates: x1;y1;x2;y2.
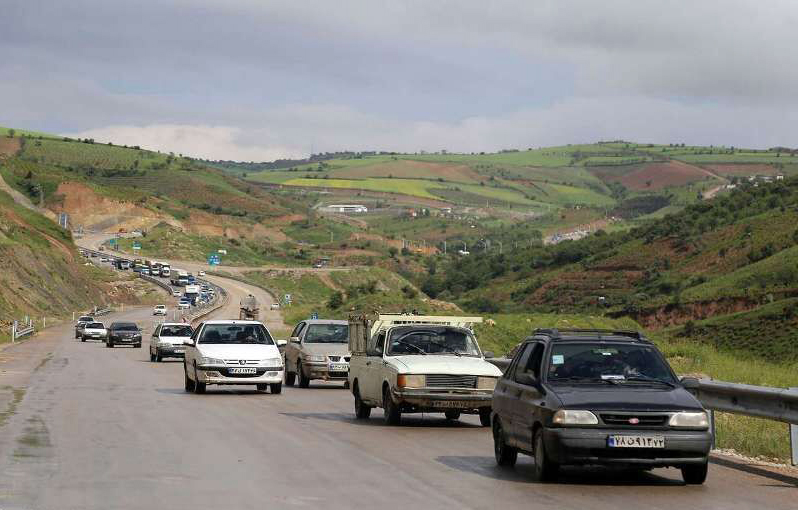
183;320;286;394
81;322;107;342
150;323;193;362
153;304;167;316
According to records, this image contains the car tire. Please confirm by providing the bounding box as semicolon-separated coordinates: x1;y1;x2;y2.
285;370;296;386
354;385;371;419
681;462;708;485
444;410;461;421
298;362;310;388
256;384;268;392
479;408;492;427
383;386;401;425
270;383;282;394
184;363;195;392
135;343;141;348
532;428;558;482
155;352;162;362
150;351;156;362
193;366;206;394
107;341;114;348
81;336;86;342
493;419;518;467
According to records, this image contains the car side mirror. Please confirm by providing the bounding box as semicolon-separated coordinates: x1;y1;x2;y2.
483;351;495;359
680;376;700;390
277;339;287;347
516;373;537;386
290;337;300;344
183;339;195;347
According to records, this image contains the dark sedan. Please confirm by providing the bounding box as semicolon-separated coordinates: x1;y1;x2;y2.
106;322;142;348
491;329;711;484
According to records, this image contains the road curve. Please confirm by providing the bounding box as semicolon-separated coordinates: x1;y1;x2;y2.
0;310;795;510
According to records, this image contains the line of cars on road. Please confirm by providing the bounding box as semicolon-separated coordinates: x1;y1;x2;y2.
74;309;712;484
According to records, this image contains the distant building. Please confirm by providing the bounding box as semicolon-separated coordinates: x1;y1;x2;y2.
327;204;368;213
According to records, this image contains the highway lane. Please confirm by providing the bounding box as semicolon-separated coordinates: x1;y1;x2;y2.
0;308;795;509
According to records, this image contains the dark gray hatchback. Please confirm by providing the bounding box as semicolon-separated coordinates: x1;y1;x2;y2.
491;329;711;484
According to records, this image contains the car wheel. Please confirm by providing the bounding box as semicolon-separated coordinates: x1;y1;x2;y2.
285;370;296;386
383;386;401;425
493;419;518;467
256;384;268;392
681;462;708;485
135;343;141;348
354;384;371;419
184;363;195;392
155;352;162;362
193;365;206;394
532;428;558;482
150;351;156;362
343;380;350;389
81;336;86;342
298;362;310;388
479;408;492;427
270;383;282;394
444;410;461;421
107;341;113;348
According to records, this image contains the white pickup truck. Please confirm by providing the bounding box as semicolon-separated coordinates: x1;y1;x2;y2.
348;313;501;426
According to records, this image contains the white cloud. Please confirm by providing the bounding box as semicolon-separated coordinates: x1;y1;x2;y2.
67;96;798;161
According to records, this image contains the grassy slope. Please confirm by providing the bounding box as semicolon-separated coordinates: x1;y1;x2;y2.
0;189;108;326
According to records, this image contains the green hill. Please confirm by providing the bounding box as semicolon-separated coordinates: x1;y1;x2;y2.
420;176;798;363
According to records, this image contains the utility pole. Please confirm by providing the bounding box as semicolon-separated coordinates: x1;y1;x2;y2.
462;241;467;252
330;231;334;244
443;241;446;254
498;241;503;254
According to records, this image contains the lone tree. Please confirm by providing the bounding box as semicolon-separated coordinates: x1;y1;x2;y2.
7;128;15;138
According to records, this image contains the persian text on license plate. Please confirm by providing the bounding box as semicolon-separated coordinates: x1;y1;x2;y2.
607;435;665;448
431;401;464;409
230;367;257;374
329;363;348;372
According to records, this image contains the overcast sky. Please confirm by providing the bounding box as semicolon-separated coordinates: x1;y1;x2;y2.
2;0;797;161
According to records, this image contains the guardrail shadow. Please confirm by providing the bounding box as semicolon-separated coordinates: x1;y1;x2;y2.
710;455;798;488
278;411;483;429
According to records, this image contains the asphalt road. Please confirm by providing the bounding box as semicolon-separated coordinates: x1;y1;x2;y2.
0;305;795;510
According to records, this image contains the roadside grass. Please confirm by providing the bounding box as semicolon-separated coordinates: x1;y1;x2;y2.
282;220;356;245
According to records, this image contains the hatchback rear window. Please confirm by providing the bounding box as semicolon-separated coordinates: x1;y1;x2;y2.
87;323;105;328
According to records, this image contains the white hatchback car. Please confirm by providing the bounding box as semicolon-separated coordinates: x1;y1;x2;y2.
150;322;194;362
183;320;287;394
153;304;167;316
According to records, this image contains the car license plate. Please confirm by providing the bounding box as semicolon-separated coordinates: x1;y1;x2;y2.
229;367;257;374
174;349;184;354
607;435;665;448
329;363;348;372
431;401;463;409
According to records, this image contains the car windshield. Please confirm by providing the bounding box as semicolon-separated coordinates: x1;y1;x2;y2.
112;323;138;331
78;316;94;322
387;327;481;356
547;342;677;385
160;325;193;337
304;324;348;343
198;324;274;345
87;323;104;329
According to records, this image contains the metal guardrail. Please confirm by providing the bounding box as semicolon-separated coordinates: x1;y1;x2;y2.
94;308;111;316
11;322;35;341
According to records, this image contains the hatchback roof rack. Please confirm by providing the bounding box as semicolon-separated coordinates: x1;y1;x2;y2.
532;328;646;341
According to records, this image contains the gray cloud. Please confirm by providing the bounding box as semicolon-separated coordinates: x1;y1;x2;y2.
3;0;797;160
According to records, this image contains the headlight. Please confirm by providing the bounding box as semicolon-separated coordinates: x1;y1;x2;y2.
303;355;326;362
552;410;599;426
669;411;709;428
397;374;425;388
477;377;498;390
263;357;283;367
199;357;225;366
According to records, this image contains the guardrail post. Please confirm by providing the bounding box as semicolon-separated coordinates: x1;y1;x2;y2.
11;321;17;343
708;409;716;450
791;388;798;467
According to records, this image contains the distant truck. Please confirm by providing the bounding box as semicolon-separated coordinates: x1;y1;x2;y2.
184;284;201;305
239;294;259;320
347;313;500;426
161;264;171;278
